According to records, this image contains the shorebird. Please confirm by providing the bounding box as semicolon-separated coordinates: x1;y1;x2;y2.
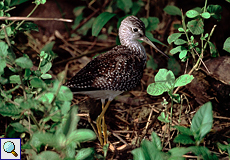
65;15;167;146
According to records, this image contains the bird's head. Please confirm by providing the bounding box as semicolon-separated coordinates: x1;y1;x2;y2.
119;16;168;58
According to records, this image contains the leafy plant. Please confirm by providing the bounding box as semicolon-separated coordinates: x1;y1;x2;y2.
147;68;194;102
173;101;213;146
217;142;230;157
23;106;97;159
0;0;98;159
223;37;230;53
166;1;221;62
132;102;217;160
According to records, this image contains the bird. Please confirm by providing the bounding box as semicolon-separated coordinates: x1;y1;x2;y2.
65;15;168;146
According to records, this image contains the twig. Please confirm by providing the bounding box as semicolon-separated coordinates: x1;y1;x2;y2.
193;48;210;73
112;132;128;145
72;0;110;33
173;25;217;95
53;44;115;66
0;17;73;22
0;88;20;106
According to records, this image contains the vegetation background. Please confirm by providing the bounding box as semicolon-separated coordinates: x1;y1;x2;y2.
0;0;230;159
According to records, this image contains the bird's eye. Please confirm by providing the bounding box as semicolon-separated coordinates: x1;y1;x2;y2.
133;28;138;32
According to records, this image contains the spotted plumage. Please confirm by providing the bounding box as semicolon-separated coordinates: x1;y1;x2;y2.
65;15;167;101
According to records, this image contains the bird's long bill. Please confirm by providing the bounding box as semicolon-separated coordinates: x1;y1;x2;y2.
140;36;169;58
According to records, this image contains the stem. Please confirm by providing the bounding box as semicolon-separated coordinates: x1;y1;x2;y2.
15;4;39;30
146;0;150;18
29;112;40;130
181;11;196;59
173;25;216;94
0;88;20;106
204;0;208;12
170;94;173;131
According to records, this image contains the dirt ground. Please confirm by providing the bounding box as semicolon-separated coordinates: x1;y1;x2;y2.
4;0;230;159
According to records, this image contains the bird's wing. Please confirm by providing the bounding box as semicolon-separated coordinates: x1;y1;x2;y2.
65;45;146;92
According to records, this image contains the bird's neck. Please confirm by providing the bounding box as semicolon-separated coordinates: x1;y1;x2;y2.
121;39;147;60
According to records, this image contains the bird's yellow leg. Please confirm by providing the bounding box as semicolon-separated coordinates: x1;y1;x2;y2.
96;100;111;146
96;101;104;146
102;100;111;145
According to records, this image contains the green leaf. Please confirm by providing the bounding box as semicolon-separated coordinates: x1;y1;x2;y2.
174;74;194;87
158;112;170;123
132;148;145;160
34;0;46;5
18;22;39;32
179;50;188;59
163;5;182;16
186;10;200;18
40;62;52;74
0;41;8;57
173;134;195;145
145;31;166;46
75;148;95;160
72;13;84;30
9;75;21;84
41;73;52;79
103;143;109;157
10;0;29;6
140;18;148;28
187;19;204;35
65;141;76;158
34;151;61;160
146;17;159;31
10;122;28;132
167;56;181;76
174;126;193;136
92;12;116;37
15;56;33;69
38;92;54;104
190;102;213;141
147;82;169;96
0;103;20;117
62;106;79;136
20;99;38;109
169;147;190;159
131;0;144;16
30;132;57;152
151;132;162;150
141;139;167;160
41;41;55;53
155;69;175;83
57;86;73;101
208;41;217;57
167;33;182;44
170;46;183;55
171;93;181;103
0;25;13;39
30;78;46;88
117;0;133;13
78;18;95;36
201;12;211;19
223;37;230;53
178;27;185;32
73;6;85;17
0;59;6;75
68;129;96;143
217;142;230;154
174;39;187;45
147;55;158;70
207;5;222;20
188;146;218;160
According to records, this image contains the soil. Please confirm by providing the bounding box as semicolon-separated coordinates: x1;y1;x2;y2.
2;0;230;159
